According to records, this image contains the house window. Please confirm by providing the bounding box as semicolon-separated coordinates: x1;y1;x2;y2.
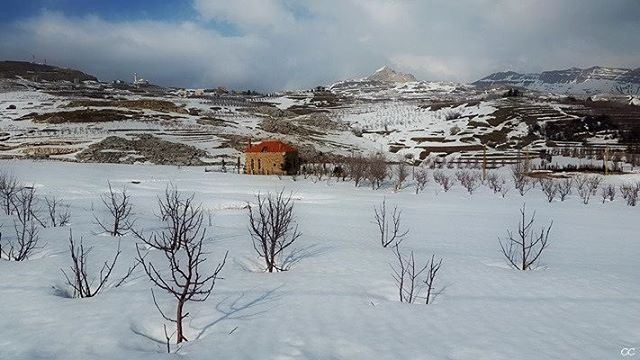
258;159;261;169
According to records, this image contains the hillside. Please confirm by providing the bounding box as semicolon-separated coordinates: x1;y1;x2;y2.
474;66;640;96
0;61;97;82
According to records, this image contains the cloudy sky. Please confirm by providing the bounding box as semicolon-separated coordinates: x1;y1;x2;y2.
1;0;638;90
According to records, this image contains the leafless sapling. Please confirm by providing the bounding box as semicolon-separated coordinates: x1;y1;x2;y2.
414;167;429;194
0;187;44;261
486;172;506;194
391;244;444;304
137;212;227;344
499;183;510;198
433;170;454;192
367;154;388;190
456;169;481;194
557;178;572;201
620;182;640;206
248;191;302;272
60;229;135;298
499;204;552;271
540;178;558;203
511;164;533;196
44;196;71;227
374;198;408;248
346;155;368;187
94;182;134;236
600;184;616;203
423;254;444;305
575;175;602;204
394;161;409;192
0;172;19;215
391;244;425;303
587;175;603;196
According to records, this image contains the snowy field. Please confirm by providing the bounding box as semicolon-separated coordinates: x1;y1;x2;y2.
1;159;639;359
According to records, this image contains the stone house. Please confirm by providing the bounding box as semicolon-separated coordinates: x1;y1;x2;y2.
245;140;300;175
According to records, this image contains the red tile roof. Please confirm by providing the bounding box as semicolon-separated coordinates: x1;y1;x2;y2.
246;140;296;153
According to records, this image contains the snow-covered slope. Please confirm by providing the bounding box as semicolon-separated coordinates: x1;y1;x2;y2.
474;66;640;96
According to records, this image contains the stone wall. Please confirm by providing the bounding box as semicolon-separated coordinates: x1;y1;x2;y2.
246;152;299;175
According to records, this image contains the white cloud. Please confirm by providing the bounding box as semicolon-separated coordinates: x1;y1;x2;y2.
193;0;294;31
0;1;638;90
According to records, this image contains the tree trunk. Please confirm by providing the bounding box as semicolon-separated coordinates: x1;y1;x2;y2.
176;300;186;343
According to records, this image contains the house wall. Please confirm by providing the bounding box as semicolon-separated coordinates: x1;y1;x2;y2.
246;152;282;175
245;152;300;175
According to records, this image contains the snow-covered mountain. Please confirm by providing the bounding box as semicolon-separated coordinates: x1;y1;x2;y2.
330;66;473;100
474;66;640;96
366;65;417;83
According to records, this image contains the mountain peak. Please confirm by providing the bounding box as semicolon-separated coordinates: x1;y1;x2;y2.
367;66;417;83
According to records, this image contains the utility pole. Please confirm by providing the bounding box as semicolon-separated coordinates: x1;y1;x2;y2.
604;146;609;176
482;148;487;181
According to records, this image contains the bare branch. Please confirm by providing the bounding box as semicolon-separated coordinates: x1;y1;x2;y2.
498;204;552;270
60;229;126;298
248;190;302;272
94;182;135;236
374;198;408;248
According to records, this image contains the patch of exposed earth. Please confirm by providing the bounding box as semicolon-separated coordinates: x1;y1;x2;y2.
76;134;208;165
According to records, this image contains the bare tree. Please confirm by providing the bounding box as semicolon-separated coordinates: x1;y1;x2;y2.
45;196;71;227
367;154;388;190
575;175;602;205
391;244;425;303
414;167;429;194
575;175;590;204
0;172;19;215
456;170;481;194
391;244;444;304
499;184;510;198
12;186;45;226
137;212;227;344
587;175;603;196
433;170;455;192
499;204;552;271
135;186;203;252
60;229;135;298
248;191;302;272
1;187;44;261
94;182;134;236
557;178;572;201
620;182;640;206
423;254;444;305
600;184;616;203
511;164;533;196
346;155;368;187
486;172;506;194
374;199;408;248
394;161;409;191
540;178;558;203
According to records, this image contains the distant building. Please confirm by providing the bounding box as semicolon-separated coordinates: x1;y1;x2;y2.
245;140;300;175
133;73;149;86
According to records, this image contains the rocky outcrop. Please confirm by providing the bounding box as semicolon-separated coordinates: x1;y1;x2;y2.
77;135;207;165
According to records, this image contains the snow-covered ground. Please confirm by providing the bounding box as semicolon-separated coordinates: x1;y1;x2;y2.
1;159;639;359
